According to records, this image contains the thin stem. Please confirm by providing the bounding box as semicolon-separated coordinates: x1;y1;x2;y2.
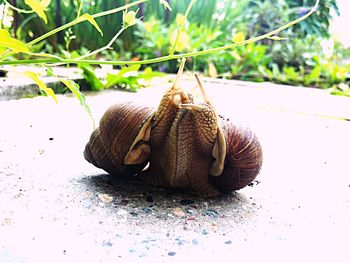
29;20;76;46
169;0;196;56
5;0;34;14
77;0;83;18
92;0;145;19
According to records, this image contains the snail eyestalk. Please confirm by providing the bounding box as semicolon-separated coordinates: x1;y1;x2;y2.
194;74;212;105
173;58;186;89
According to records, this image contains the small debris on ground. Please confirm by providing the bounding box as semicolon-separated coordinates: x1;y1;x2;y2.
173;207;186;217
202;209;219;218
142;207;152;214
248;180;261;187
180;198;194;205
98;193;113;203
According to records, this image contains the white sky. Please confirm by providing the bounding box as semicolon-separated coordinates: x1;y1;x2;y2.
330;0;350;47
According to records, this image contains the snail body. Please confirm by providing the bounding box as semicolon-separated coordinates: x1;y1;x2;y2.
84;59;263;197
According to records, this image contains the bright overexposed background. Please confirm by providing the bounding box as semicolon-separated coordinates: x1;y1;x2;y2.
330;0;350;47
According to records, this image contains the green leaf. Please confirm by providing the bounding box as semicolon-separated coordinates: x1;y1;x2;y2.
309;65;321;79
0;29;30;53
271;63;280;76
24;0;49;24
23;71;57;103
329;83;350;97
45;67;55;77
60;79;83;102
105;66;165;91
77;14;103;36
106;65;141;88
60;78;95;127
138;67;166;81
282;66;299;82
160;0;172;11
117;64;141;77
208;61;218;78
258;65;273;79
79;64;104;91
170;30;190;52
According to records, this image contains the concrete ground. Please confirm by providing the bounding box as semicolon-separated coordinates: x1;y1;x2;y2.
0;77;350;262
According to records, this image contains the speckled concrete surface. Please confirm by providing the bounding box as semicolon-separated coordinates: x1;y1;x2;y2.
1;78;350;262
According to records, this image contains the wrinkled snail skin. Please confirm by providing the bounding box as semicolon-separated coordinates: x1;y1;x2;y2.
84;102;154;176
145;98;222;197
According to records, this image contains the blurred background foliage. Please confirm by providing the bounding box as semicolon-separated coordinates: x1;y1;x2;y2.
2;0;350;96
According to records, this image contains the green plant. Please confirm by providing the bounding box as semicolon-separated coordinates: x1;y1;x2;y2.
0;0;327;111
230;41;271;81
1;0;147;126
105;65;165;91
13;0;135;52
270;35;321;68
134;14;226;73
223;0;339;39
286;0;339;38
317;60;349;86
79;64;104;91
258;55;349;95
140;0;218;27
329;83;350;97
1;0;321;66
75;63;166;92
134;17;170;68
242;0;290;38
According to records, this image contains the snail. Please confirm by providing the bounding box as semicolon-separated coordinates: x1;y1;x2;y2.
84;58;263;197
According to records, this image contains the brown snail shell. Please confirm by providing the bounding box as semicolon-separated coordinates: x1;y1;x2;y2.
84;102;154;176
209;121;263;192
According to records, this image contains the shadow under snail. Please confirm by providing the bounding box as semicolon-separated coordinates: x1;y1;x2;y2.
84;58;263;197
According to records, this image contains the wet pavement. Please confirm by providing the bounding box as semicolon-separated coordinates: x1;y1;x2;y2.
1;78;350;262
